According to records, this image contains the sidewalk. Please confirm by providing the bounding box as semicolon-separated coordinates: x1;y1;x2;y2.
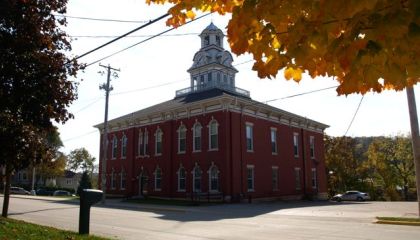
1;194;189;213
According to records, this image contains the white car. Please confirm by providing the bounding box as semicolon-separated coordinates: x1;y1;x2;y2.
332;191;370;202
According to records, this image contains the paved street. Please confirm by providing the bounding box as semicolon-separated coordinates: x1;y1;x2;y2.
1;195;420;240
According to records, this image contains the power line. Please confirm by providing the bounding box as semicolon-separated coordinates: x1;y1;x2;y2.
344;95;365;136
62;130;97;142
73;97;103;113
75;13;169;60
83;13;211;68
70;33;199;38
54;14;149;23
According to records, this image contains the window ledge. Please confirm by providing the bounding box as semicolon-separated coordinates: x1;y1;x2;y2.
192;150;201;153
177;151;186;155
247;150;254;153
272;152;278;155
155;153;162;157
247;189;255;192
155;189;162;192
208;148;219;152
177;190;186;192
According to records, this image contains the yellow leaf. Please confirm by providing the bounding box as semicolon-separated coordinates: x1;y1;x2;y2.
185;10;196;19
284;67;302;81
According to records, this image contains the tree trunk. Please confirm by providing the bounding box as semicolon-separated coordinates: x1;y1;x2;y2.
406;87;420;216
2;166;11;217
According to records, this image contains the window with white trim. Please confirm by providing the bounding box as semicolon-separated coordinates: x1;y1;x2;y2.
155;128;163;155
193;122;202;152
121;134;127;159
178;124;186;153
247;165;254;192
311;168;317;189
294;168;301;190
111;169;116;190
209;165;219;192
120;169;126;190
193;165;202;192
154;167;162;191
272;166;279;191
271;128;277;154
293;133;299;157
111;135;118;159
144;129;149;156
208;119;218;150
177;167;186;192
138;129;143;156
246;123;253;151
310;136;315;159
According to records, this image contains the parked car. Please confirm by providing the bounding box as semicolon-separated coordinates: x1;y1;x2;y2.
53;190;71;196
36;188;54;196
332;191;370;202
10;187;30;195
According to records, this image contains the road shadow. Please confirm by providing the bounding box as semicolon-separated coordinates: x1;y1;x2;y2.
2;195;371;222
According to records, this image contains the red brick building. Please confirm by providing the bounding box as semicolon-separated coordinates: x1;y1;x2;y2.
95;23;329;201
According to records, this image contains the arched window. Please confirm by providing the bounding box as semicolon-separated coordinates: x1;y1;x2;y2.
178;124;187;153
120;168;126;190
111;135;118;159
154;167;162;191
209;165;219;192
204;35;209;46
193;165;202;193
208;119;219;150
155;127;163;155
121;134;127;159
192;122;202;152
177;166;186;192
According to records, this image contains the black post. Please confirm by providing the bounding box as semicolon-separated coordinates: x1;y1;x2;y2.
79;189;103;235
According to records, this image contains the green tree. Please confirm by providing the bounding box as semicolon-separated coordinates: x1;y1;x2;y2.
67;148;95;174
324;136;366;196
35;127;66;186
0;0;79;217
77;171;92;196
367;136;415;200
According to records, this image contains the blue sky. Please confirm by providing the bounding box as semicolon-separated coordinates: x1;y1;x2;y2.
58;0;419;163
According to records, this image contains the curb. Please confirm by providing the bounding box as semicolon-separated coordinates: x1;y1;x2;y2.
375;220;420;226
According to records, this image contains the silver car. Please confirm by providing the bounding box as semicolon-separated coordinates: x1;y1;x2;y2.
332;191;370;202
10;187;30;195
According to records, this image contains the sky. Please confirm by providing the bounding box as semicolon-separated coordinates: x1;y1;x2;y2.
58;0;419;163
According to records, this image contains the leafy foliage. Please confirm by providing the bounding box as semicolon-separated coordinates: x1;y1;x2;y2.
366;136;415;200
147;0;419;94
77;171;92;196
0;0;79;217
325;135;416;200
67;148;95;173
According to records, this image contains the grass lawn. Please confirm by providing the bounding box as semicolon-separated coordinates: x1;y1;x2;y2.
0;217;111;240
376;217;420;226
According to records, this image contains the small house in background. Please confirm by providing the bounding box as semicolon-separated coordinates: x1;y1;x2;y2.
95;23;329;202
56;170;82;192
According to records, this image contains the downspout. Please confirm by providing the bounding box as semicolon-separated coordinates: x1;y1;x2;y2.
301;128;307;197
239;104;244;200
229;111;234;201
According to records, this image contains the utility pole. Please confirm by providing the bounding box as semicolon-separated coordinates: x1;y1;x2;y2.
406;86;420;216
99;63;120;204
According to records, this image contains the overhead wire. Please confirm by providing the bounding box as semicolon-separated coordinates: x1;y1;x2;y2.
74;13;169;60
70;33;200;38
83;13;211;68
344;95;365;136
53;14;149;23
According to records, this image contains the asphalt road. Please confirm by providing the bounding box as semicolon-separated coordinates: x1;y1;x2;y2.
1;195;420;240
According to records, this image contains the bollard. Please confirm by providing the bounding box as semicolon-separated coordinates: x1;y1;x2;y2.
79;189;103;235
